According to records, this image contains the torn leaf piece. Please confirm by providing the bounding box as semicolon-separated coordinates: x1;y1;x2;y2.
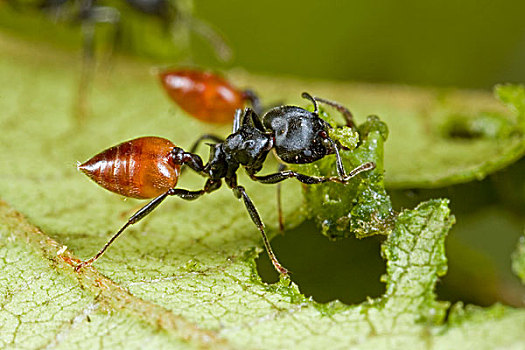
293;115;394;239
377;199;455;325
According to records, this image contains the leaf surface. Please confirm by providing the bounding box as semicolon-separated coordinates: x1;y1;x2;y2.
0;33;524;349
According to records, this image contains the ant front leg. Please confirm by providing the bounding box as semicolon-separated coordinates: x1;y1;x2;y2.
249;160;375;186
275;162;286;232
75;178;221;271
227;176;289;276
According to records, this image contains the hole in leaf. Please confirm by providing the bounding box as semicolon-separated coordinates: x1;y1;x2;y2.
256;220;386;305
441;112;514;140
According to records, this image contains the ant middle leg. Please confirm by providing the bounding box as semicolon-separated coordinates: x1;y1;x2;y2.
75;179;221;271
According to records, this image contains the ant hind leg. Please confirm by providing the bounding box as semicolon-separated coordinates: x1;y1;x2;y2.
75;179;221;271
228;177;288;276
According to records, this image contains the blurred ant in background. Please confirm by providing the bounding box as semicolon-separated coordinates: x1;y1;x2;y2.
7;0;231;123
159;69;261;124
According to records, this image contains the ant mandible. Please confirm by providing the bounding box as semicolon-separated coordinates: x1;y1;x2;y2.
75;93;375;276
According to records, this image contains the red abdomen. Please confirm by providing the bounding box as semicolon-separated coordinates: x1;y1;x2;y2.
78;137;180;199
160;70;245;124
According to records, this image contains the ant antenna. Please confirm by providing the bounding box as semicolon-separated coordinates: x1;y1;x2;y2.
313;96;355;128
301;92;319;115
242;89;262;115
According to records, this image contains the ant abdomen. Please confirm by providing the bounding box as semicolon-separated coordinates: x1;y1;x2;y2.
78;136;180;199
159;70;247;124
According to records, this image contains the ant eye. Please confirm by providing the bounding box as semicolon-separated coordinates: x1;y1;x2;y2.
318;130;328;138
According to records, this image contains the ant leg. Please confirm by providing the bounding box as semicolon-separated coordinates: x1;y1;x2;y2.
75;191;170;271
249;161;375;185
188;134;224;154
75;179;221;271
231;184;289;276
74;21;96;124
242;90;262;115
182;16;233;62
180;135;224;175
332;141;347;179
75;5;121;125
329;141;375;182
313;96;355;128
171;147;206;175
276;163;286;232
240;108;265;132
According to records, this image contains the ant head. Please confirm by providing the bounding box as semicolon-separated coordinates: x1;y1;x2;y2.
262;94;334;164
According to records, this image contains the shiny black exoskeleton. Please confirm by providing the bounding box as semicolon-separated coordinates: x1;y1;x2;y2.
167;93;375;275
75;93;375;276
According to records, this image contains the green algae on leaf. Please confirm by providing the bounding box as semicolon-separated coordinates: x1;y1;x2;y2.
293;115;395;239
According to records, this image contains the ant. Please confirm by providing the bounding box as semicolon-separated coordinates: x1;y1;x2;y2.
29;0;231;62
75;93;375;276
9;0;231;122
159;69;261;124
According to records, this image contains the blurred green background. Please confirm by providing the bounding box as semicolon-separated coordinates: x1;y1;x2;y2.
195;0;525;89
1;0;524;308
3;0;525;88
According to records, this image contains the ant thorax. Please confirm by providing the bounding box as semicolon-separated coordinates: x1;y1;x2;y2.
223;122;273;172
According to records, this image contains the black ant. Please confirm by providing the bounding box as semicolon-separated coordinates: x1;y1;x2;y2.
76;93;375;276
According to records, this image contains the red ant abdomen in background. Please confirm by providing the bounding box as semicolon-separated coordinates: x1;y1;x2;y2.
159;70;248;124
78;136;180;199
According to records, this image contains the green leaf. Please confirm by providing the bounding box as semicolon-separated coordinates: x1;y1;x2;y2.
496;84;525;124
512;231;525;284
292;115;394;239
379;199;453;323
1;33;524;349
245;78;525;189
